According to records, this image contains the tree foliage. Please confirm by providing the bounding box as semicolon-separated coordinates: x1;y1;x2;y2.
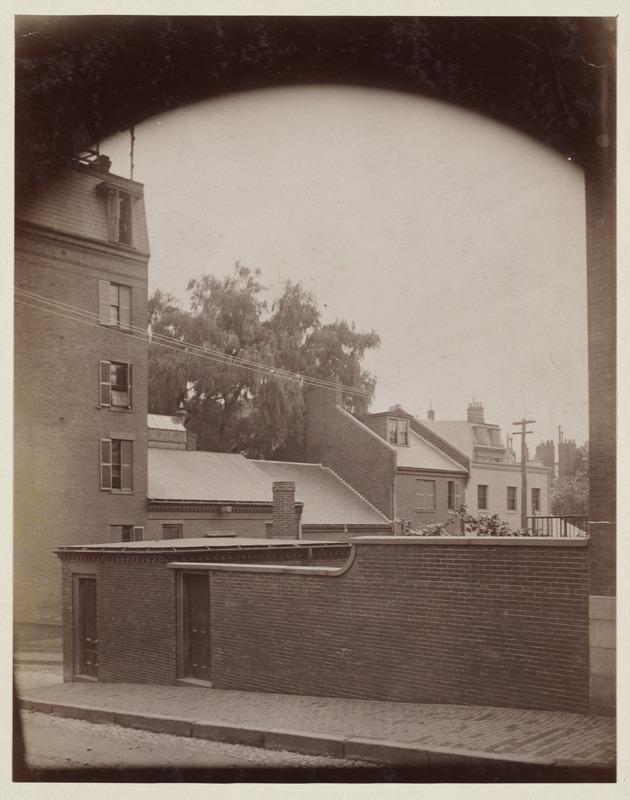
148;263;380;458
550;441;589;516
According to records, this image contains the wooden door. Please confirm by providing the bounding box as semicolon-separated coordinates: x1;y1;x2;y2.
76;577;98;677
184;574;211;680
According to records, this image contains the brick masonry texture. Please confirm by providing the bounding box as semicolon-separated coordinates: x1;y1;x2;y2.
271;481;299;539
395;471;464;529
59;543;351;682
585;162;615;596
208;541;591;713
59;539;591;713
15;165;149;626
306;388;396;518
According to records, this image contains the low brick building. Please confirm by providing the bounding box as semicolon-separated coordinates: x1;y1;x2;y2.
147;445;391;541
57;535;590;714
305;387;469;532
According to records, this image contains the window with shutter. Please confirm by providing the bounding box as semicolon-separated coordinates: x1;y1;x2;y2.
448;481;462;510
101;438;133;492
100;439;112;490
100;361;112;406
98;281;132;330
416;479;436;511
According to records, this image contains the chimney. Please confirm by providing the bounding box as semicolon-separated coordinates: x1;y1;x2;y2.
467;401;485;424
186;432;198;451
93;154;112;173
427;408;435;421
270;481;299;539
305;385;340;463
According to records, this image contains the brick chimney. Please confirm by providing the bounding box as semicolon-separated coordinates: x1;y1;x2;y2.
467;401;485;424
427;408;435;421
270;481;299;539
305;384;342;463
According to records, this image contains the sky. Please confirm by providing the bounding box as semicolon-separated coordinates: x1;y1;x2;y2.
102;84;589;449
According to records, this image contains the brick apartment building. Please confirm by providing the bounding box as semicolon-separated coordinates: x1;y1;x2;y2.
14;156;150;632
305;386;469;531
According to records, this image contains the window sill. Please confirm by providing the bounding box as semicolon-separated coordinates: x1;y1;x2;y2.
109;489;133;495
414;509;437;514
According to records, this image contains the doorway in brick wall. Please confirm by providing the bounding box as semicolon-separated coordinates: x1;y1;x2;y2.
182;573;211;681
74;576;98;678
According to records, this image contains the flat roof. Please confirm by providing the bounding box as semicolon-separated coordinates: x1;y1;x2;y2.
56;537;348;554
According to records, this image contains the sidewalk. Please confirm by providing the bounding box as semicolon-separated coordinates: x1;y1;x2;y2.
15;658;615;776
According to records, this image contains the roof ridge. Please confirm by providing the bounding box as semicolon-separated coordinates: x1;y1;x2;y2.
321;465;391;522
407;428;469;471
334;405;398;453
257;459;323;467
409;418;470;468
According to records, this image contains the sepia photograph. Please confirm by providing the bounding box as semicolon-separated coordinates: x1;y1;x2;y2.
10;5;619;786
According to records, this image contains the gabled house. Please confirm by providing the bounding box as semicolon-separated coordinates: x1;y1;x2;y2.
305;386;469;531
419;401;551;522
15;155;150;633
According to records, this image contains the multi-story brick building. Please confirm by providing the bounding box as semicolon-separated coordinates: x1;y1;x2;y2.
14;155;150;634
305;387;469;531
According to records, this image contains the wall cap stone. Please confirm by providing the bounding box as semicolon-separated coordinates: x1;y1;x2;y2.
348;536;589;547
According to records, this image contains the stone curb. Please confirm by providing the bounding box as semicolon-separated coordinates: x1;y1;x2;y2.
17;697;615;770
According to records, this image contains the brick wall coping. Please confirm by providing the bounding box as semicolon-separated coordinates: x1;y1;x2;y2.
348;535;589;547
167;547;358;577
165;561;352;576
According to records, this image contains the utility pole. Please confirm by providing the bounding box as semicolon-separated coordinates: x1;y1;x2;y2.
513;418;535;529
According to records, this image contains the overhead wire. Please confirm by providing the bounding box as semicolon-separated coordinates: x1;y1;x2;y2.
15;287;373;398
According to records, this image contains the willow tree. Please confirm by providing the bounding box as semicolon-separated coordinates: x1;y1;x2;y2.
148;263;380;458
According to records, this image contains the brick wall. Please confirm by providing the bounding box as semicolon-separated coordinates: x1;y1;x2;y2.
395;471;464;529
305;387;396;518
15;165;149;626
585;161;616;596
207;539;590;713
60;557;178;685
59;538;590;712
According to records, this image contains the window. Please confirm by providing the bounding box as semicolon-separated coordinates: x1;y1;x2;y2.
99;280;131;329
388;417;409;445
105;188;133;244
447;481;462;510
507;486;517;511
532;488;541;514
111;525;144;542
416;479;436;511
478;484;488;510
100;438;133;491
100;361;132;408
162;524;183;539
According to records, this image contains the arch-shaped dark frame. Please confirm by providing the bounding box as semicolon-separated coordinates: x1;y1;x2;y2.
14;15;616;597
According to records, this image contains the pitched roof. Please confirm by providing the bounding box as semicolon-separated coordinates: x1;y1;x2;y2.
148;449;273;502
394;430;468;472
148;450;389;525
420;420;478;459
254;461;389;525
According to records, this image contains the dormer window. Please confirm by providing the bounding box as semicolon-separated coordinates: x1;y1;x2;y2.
388;417;409;445
97;181;139;246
